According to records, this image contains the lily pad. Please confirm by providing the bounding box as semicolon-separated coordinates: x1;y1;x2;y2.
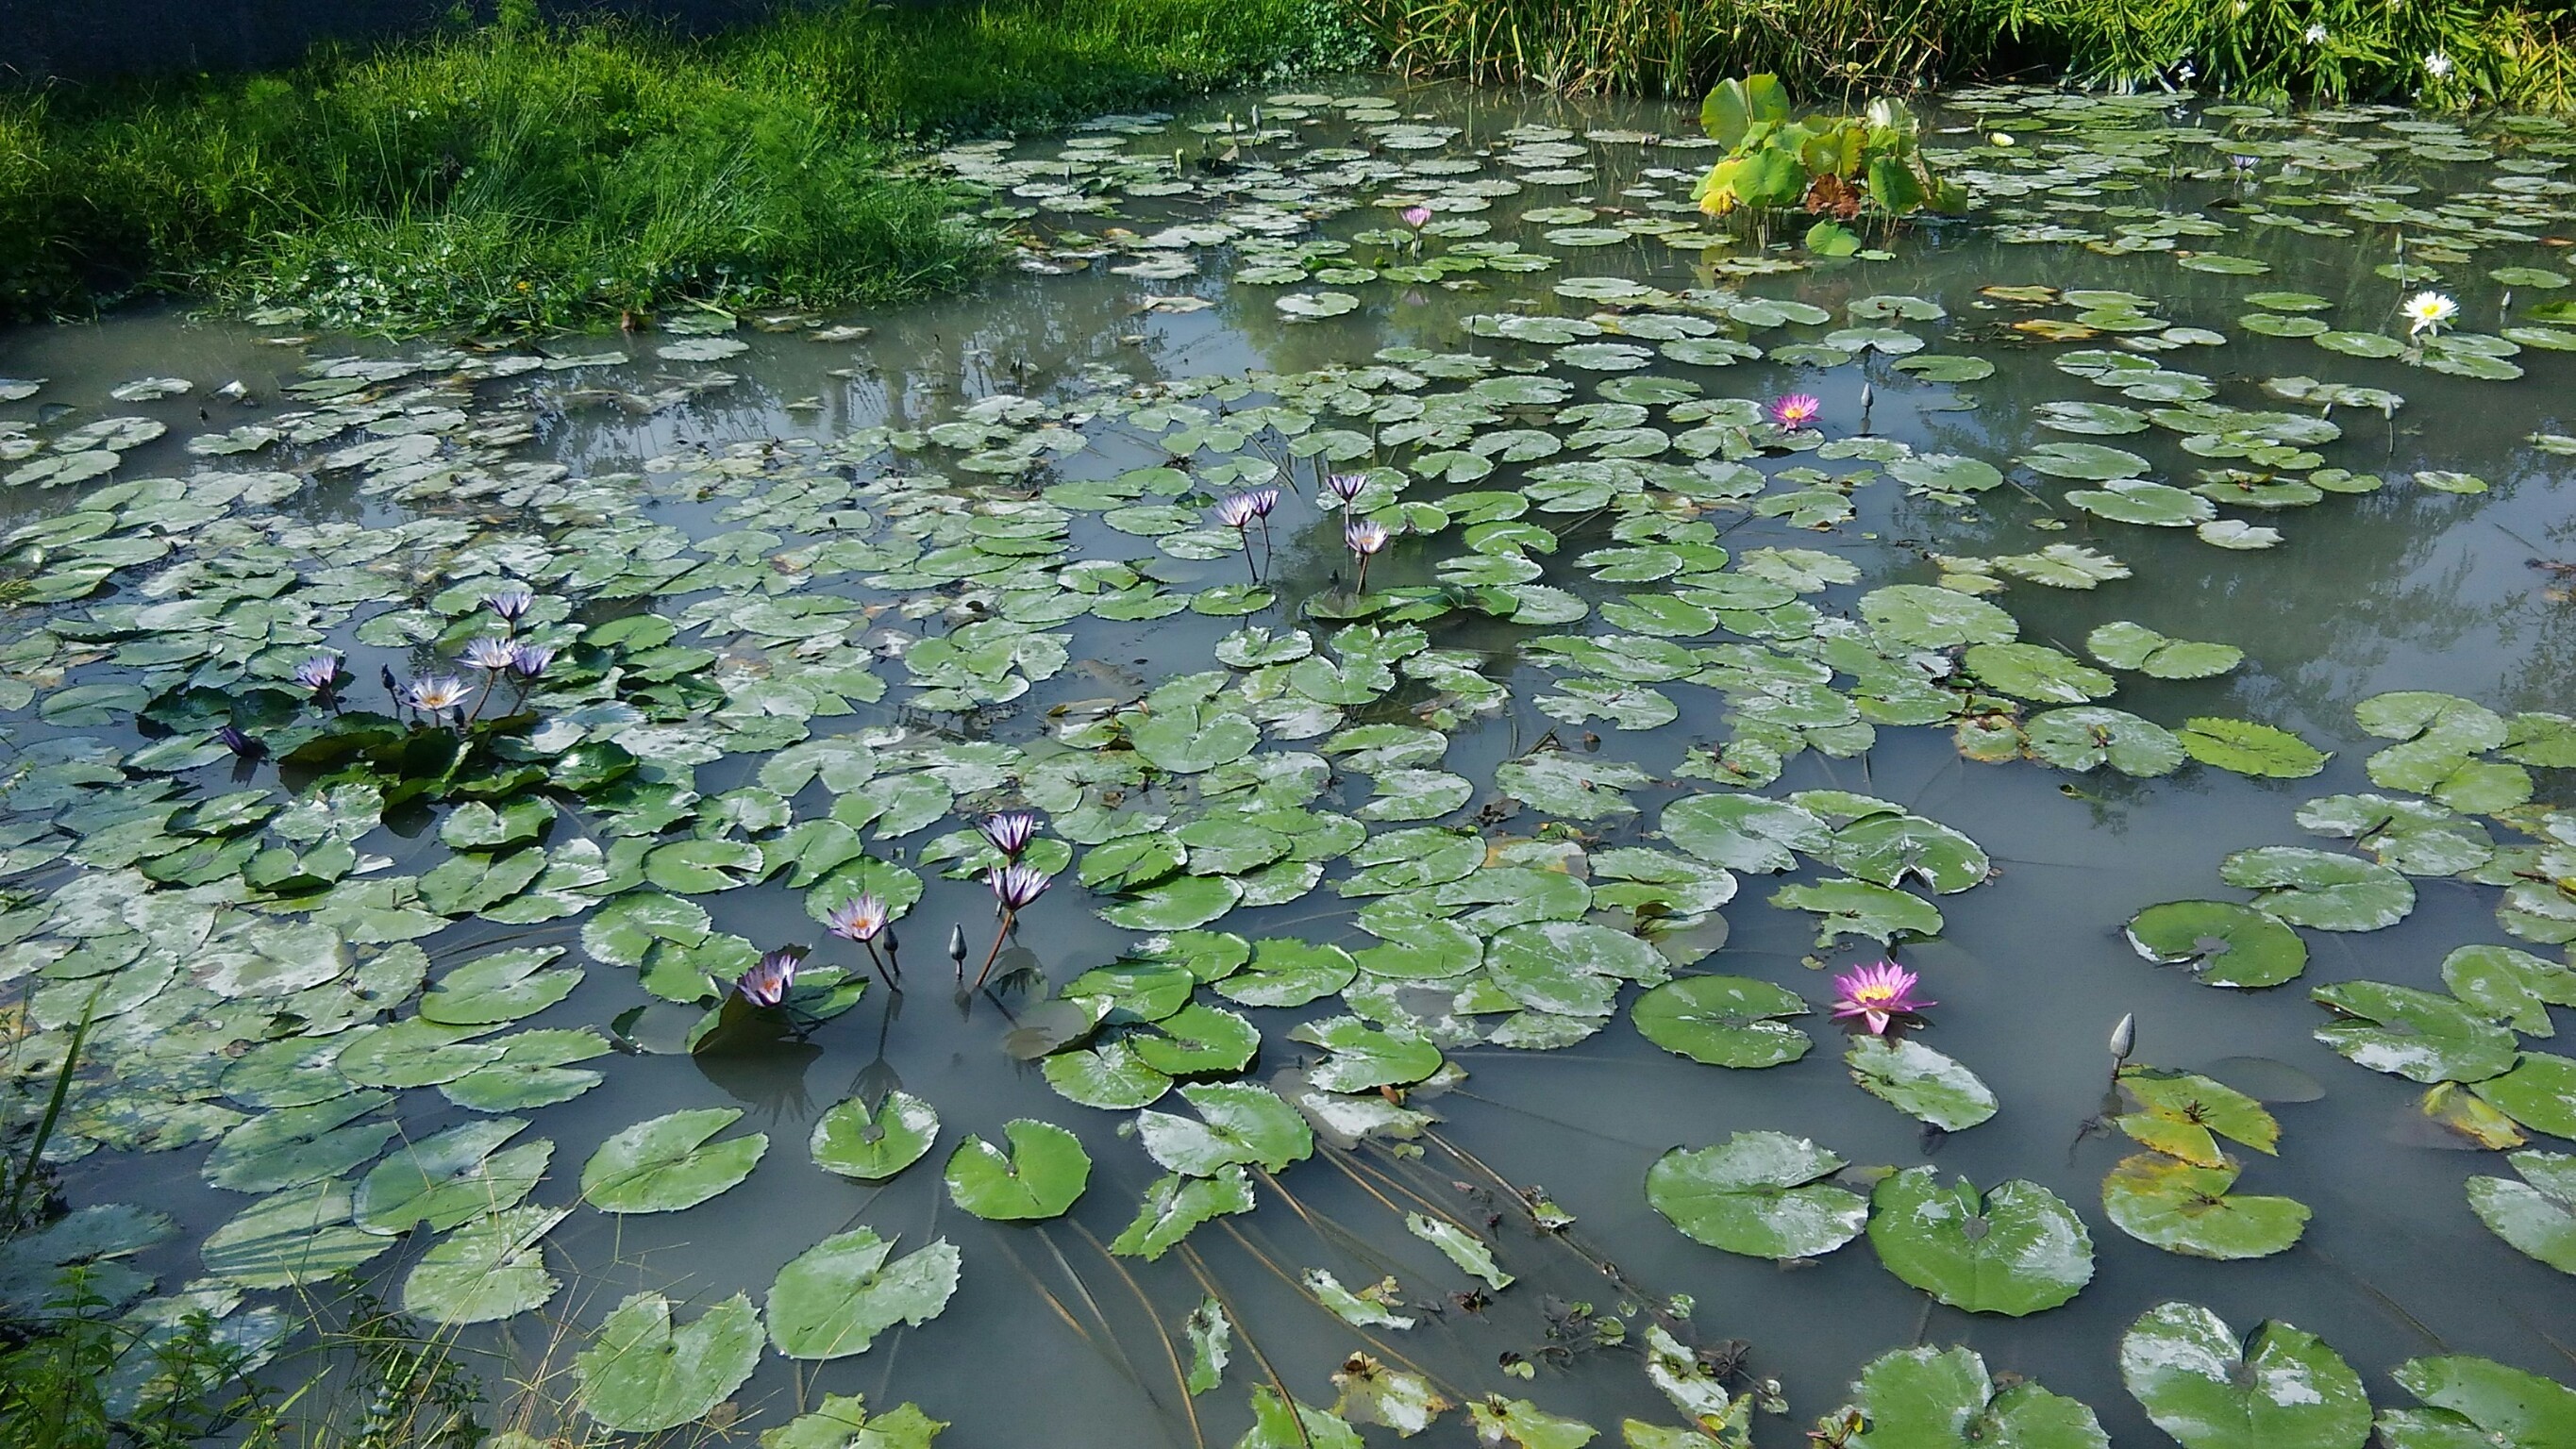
1631;975;1813;1068
765;1227;960;1360
1646;1130;1868;1259
2117;1302;2368;1449
811;1091;940;1181
1847;1036;1999;1130
2102;1154;2310;1259
943;1119;1091;1220
2466;1151;2576;1275
580;1108;768;1213
2124;901;2308;988
1844;1345;2108;1449
1868;1168;2093;1315
2314;982;2517;1083
574;1291;763;1434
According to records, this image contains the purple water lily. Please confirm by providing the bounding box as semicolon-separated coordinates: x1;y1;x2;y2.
974;863;1053;990
736;945;806;1008
1832;960;1934;1036
293;654;343;694
979;811;1040;859
484;587;536;625
826;893;897;985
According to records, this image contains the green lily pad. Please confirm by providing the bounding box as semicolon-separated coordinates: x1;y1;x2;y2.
1769;878;1944;945
1112;1166;1257;1260
1861;585;2017;649
943;1119;1091;1221
2178;718;2330;778
201;1180;393;1289
1844;1345;2108;1449
2377;1355;2576;1449
2117;1302;2367;1449
1139;1082;1313;1175
1646;1130;1868;1260
1660;794;1831;873
2315;981;2518;1083
2442;945;2576;1035
810;1091;940;1181
1848;1036;1998;1130
402;1205;568;1325
765;1227;959;1360
2103;1154;2310;1259
1631;975;1813;1068
2025;708;2186;776
2466;1151;2576;1275
2472;1053;2576;1139
2085;622;2242;679
2219;847;2413;931
2124;901;2308;988
1867;1168;2092;1315
580;1108;768;1213
355;1119;550;1233
574;1291;763;1434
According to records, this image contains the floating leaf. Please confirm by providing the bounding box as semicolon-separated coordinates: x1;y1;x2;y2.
2466;1151;2576;1275
1112;1167;1256;1260
2471;1053;2576;1139
2117;1303;2367;1449
580;1108;767;1213
1844;1344;2108;1449
1631;975;1812;1068
811;1091;940;1182
402;1205;567;1325
2102;1155;2310;1259
1646;1131;1868;1259
1866;1168;2092;1314
574;1291;762;1434
2124;901;2308;988
943;1119;1091;1221
2315;982;2517;1083
765;1227;959;1360
1847;1036;1998;1130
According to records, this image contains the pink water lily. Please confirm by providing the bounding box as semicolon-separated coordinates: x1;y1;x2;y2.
1401;206;1432;228
1771;393;1823;428
1832;960;1933;1035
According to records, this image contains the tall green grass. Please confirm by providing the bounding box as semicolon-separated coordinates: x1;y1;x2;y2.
1361;0;2576;108
0;0;1369;332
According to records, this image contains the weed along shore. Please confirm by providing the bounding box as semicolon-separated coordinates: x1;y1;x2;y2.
0;0;1371;332
6;8;2576;1449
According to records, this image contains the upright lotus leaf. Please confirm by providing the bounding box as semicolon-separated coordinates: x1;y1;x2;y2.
1845;1345;2109;1449
2114;1069;2279;1165
354;1118;551;1232
2443;944;2576;1036
2177;718;2330;778
2101;1155;2310;1259
2471;1053;2576;1139
1112;1166;1256;1260
2377;1354;2576;1449
765;1227;960;1360
1242;1386;1365;1449
758;1392;947;1449
2312;982;2517;1082
1469;1394;1598;1449
1631;975;1812;1068
1137;1082;1313;1175
573;1291;762;1434
580;1108;767;1213
2123;902;2307;988
1847;1036;1998;1130
2466;1151;2576;1274
943;1119;1091;1220
1332;1353;1449;1436
1406;1212;1514;1290
2118;1303;2368;1449
1647;1131;1868;1259
1866;1168;2093;1315
811;1091;940;1181
402;1205;569;1325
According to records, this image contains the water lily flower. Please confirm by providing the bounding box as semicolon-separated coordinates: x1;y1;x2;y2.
1771;393;1823;428
974;863;1053;990
736;946;806;1008
1345;517;1394;592
2425;50;2454;79
980;811;1040;858
1243;486;1280;519
2402;290;2458;337
1214;491;1263;528
403;675;476;716
460;636;519;671
826;894;890;942
508;642;555;678
1324;472;1369;504
484;587;536;624
1831;960;1934;1035
1401;206;1432;228
293;654;343;693
216;724;262;759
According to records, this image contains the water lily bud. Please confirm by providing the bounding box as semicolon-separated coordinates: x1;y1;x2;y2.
2109;1012;2136;1062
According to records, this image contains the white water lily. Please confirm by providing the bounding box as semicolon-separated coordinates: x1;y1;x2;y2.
2401;290;2459;337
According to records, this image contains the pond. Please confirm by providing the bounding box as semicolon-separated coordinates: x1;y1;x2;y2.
2;74;2573;1449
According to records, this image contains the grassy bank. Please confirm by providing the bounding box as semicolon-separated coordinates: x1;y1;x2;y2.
1360;0;2576;108
0;0;1370;332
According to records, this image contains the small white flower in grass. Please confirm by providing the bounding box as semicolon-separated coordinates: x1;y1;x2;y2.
2425;50;2454;79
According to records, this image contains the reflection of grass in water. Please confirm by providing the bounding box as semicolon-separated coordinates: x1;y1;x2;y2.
0;0;1370;333
1360;0;2576;106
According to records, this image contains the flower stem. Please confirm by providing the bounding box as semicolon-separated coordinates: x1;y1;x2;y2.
972;909;1016;991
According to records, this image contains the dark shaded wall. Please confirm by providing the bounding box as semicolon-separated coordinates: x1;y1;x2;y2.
0;1;817;82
